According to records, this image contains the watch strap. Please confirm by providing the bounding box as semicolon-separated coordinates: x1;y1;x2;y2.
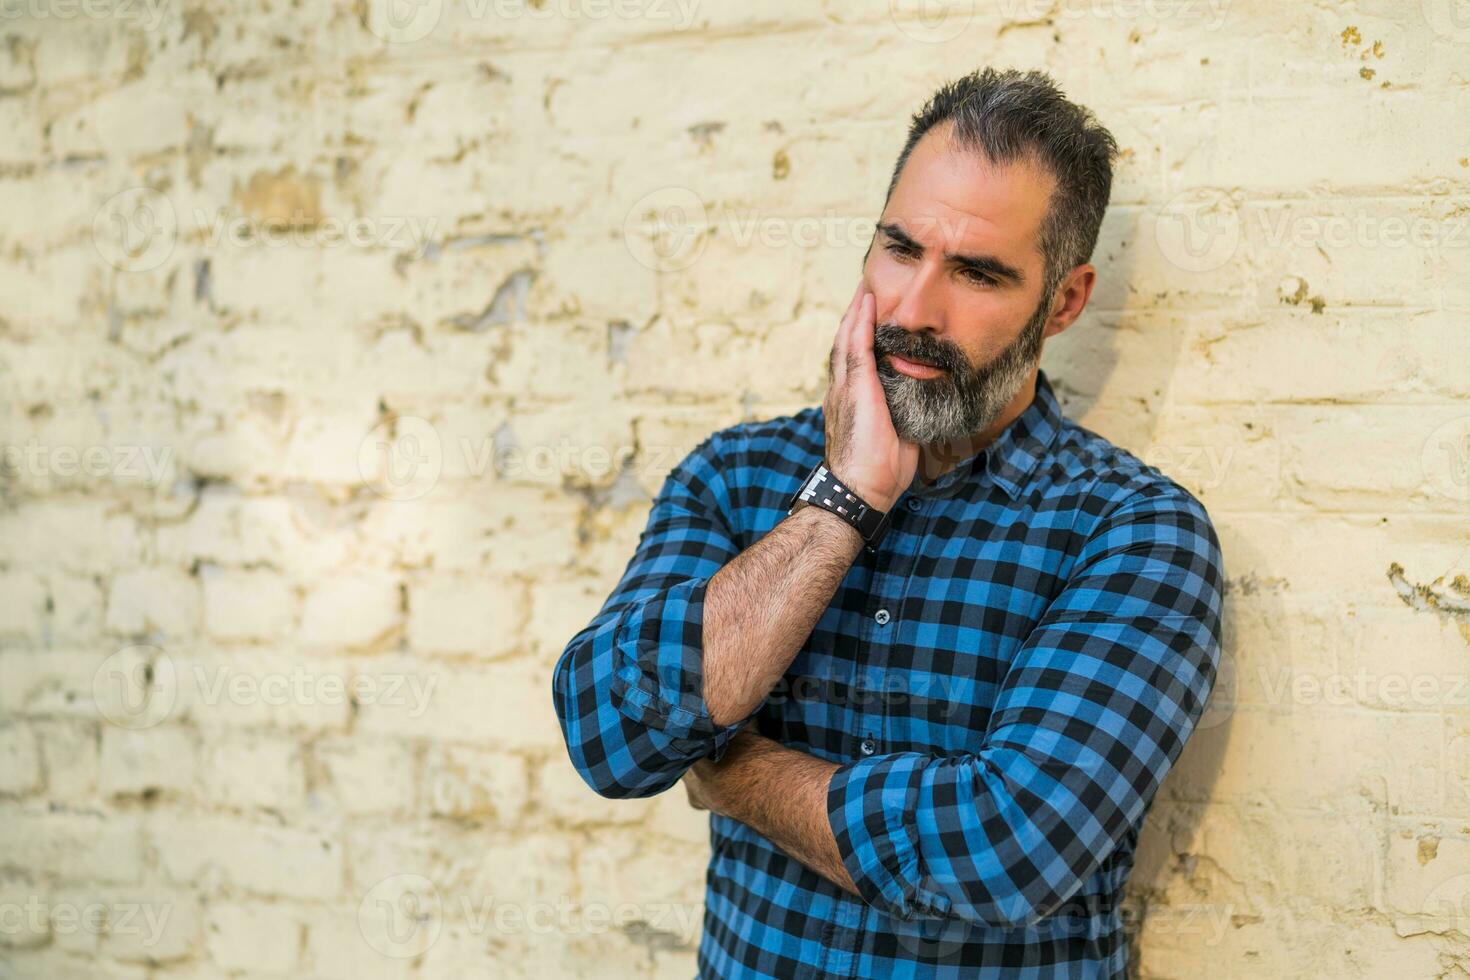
786;458;892;554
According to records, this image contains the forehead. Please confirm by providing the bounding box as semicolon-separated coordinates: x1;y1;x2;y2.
883;121;1055;264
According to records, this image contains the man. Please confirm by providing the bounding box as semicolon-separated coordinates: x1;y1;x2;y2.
552;68;1225;978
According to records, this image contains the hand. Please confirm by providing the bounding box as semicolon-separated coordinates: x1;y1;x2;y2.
680;727;766;814
822;280;918;513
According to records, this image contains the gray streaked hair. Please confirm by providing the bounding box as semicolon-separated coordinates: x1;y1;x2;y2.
884;68;1119;300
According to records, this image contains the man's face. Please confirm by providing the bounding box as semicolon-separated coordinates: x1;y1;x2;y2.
862;121;1059;448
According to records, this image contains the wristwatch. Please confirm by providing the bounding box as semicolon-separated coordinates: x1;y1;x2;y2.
786;458;892;555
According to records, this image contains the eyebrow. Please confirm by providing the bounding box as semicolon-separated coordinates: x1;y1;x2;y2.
876;221;1027;286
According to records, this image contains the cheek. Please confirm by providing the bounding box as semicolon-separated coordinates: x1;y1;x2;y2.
948;298;1035;364
864;255;946;326
862;252;902;297
966;289;1041;335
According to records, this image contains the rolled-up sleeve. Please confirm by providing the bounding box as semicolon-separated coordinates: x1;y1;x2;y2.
551;430;753;799
826;484;1226;927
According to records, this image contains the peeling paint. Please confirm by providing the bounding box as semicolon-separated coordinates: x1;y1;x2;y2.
1387;562;1470;623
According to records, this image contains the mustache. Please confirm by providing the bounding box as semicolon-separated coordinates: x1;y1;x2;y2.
871;324;968;375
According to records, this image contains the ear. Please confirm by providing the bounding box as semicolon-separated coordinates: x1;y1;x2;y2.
1041;264;1097;340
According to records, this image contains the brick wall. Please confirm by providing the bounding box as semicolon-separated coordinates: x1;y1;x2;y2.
1;2;1468;976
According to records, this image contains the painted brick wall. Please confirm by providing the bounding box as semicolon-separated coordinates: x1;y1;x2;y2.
1;1;1468;976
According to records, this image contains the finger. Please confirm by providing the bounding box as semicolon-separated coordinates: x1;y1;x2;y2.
850;292;876;375
841;292;875;383
830;280;865;388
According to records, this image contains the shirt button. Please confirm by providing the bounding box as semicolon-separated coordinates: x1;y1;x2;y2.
859;737;876;756
906;497;922;512
874;608;890;625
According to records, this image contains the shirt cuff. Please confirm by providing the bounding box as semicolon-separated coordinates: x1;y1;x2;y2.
826;752;953;921
609;576;749;754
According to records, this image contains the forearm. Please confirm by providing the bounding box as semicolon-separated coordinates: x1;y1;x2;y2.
705;733;859;899
701;504;864;727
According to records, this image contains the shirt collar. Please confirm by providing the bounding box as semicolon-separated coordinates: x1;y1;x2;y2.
909;368;1066;502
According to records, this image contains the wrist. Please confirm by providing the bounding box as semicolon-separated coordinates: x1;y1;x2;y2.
790;498;866;554
787;459;895;555
821;462;897;514
854;486;899;514
710;732;781;816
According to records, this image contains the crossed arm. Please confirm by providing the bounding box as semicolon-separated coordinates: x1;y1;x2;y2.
551;432;1226;926
682;728;860;898
551;429;868;793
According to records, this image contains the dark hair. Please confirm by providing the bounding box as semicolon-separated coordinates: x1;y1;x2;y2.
884;68;1118;299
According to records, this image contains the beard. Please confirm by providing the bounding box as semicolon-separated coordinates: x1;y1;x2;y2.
871;293;1049;448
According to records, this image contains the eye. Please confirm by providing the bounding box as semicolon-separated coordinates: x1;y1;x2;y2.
883;240;917;260
962;268;997;287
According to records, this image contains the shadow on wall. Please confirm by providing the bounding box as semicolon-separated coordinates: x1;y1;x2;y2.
1122;537;1262;971
1039;231;1250;965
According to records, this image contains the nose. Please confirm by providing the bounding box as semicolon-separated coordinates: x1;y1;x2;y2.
885;258;946;336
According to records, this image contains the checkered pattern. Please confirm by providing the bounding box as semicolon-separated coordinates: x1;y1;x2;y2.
551;369;1226;979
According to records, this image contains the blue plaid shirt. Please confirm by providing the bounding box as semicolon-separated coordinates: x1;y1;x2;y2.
552;368;1225;979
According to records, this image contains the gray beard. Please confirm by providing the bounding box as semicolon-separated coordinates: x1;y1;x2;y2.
873;295;1049;447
